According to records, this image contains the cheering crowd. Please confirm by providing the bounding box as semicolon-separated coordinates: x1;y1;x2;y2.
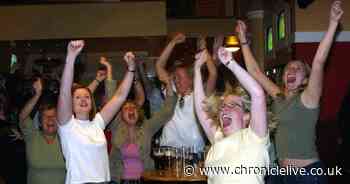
0;1;344;184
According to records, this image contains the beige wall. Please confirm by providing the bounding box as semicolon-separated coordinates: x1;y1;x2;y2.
167;18;236;37
0;2;166;40
295;0;350;32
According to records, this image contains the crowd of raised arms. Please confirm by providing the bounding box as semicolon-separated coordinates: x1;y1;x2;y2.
0;1;344;184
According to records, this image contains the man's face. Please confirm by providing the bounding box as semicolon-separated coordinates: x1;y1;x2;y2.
174;67;193;95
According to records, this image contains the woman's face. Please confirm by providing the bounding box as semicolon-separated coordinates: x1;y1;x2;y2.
282;61;307;91
41;108;58;136
219;95;245;136
121;102;139;126
73;88;92;115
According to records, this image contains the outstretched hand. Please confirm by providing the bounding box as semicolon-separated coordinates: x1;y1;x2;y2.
235;20;248;42
218;47;234;66
330;1;343;23
212;35;224;61
33;78;43;95
197;35;207;51
67;40;84;57
124;52;136;70
195;49;209;69
99;56;111;67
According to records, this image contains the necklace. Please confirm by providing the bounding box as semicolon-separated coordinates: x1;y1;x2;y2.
42;134;56;144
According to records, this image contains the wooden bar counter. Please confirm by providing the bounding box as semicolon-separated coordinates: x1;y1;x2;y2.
142;169;207;183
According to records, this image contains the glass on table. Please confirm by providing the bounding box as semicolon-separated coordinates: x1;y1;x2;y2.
153;146;164;170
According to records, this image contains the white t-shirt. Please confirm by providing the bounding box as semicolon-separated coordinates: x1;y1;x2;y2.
160;93;205;151
58;113;110;184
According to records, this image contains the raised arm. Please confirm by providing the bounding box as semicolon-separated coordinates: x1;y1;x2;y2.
100;56;117;101
302;1;343;108
19;78;42;123
100;56;113;81
88;56;111;93
132;61;145;107
205;55;218;95
143;77;175;134
100;52;135;125
212;35;224;66
197;36;218;95
194;50;217;143
218;47;267;137
57;40;84;125
133;79;145;108
237;20;281;98
156;33;186;85
137;59;156;101
87;69;107;94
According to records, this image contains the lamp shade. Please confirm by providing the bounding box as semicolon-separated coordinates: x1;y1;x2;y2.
224;35;240;52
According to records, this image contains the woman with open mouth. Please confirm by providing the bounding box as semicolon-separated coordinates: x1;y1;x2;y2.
100;52;176;184
108;79;176;184
19;78;65;184
57;40;135;184
194;48;269;184
237;1;343;184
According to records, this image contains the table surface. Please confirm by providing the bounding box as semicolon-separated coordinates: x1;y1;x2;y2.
142;170;207;182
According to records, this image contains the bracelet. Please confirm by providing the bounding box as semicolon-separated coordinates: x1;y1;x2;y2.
225;59;234;66
240;40;250;46
128;68;135;73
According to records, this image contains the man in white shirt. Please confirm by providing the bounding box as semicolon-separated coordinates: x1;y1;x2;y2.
155;33;217;151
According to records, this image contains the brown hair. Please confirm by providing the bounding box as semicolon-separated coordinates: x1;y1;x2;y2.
72;86;97;121
170;62;193;79
120;100;144;127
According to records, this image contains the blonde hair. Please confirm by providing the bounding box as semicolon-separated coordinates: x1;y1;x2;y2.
204;85;250;129
204;85;278;134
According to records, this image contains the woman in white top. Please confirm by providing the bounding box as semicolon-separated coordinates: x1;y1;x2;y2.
194;48;269;184
57;40;136;184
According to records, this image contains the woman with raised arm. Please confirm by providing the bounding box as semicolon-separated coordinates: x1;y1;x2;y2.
57;40;135;184
108;77;176;184
19;78;65;184
237;2;343;183
194;48;269;184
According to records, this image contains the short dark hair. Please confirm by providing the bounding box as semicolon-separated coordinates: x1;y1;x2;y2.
171;63;193;78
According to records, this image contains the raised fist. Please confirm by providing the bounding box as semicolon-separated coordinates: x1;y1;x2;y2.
124;52;136;70
172;33;186;44
67;40;85;57
218;47;234;66
235;20;248;42
330;1;343;23
194;49;208;69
